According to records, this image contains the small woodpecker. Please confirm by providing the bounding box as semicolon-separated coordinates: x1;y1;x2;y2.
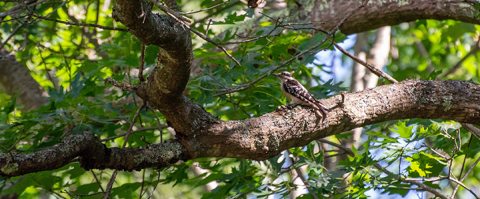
273;71;329;120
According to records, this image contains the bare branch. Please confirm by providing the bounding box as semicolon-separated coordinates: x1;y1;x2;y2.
102;127;166;142
146;104;164;143
139;43;146;82
181;0;231;15
439;36;480;79
7;126;25;152
451;150;480;198
32;14;128;32
91;170;105;193
190;0;241;27
0;20;26;51
462;123;480;137
333;42;398;84
152;0;193;24
104;103;146;198
448;175;480;199
104;77;137;92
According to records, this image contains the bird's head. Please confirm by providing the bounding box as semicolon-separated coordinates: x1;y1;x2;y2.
273;71;294;81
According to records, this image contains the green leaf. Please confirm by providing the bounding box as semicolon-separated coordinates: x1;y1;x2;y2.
5;176;34;195
69;73;85;98
391;121;414;139
110;183;142;198
2;91;18;115
195;173;223;188
426;69;442;80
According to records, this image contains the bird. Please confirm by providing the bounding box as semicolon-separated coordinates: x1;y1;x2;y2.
247;0;263;8
273;71;329;121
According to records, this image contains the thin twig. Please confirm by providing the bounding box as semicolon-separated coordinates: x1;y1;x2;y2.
139;169;146;198
139;43;146;82
122;104;146;147
91;170;105;192
439;40;480;79
104;77;137;92
190;0;241;27
0;20;26;51
448;134;458;181
147;170;162;199
216;14;282;45
37;46;57;89
216;15;320;45
424;144;449;160
181;0;231;14
332;42;398;84
404;176;445;182
286;151;319;199
451;146;480;198
94;0;100;34
146;103;164;143
32;14;128;31
376;165;448;199
103;103;146;199
317;139;355;157
205;19;212;37
453;130;470;183
100;127;163;141
448;175;480;199
0;0;45;19
462;123;480;137
58;45;72;90
152;0;193;24
7;126;25;152
103;170;118;199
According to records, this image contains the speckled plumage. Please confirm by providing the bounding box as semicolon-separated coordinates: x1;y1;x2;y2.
274;71;329;120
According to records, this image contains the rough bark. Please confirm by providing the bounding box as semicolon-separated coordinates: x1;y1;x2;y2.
309;0;480;35
1;80;480;177
112;0;194;135
338;32;369;164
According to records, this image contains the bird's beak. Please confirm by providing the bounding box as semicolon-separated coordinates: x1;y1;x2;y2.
272;73;280;77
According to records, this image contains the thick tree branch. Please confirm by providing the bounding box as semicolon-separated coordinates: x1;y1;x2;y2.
112;0;194;134
0;132;189;178
309;0;480;35
1;80;479;177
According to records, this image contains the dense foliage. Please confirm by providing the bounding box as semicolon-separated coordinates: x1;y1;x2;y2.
1;0;480;198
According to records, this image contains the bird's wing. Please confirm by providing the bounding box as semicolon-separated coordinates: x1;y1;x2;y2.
283;79;329;115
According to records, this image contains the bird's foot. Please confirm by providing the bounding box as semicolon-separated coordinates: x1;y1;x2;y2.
277;105;288;111
286;103;299;110
313;110;326;129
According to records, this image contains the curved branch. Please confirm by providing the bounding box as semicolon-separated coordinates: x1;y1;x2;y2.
0;132;189;178
112;0;194;133
1;80;479;177
310;0;480;35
